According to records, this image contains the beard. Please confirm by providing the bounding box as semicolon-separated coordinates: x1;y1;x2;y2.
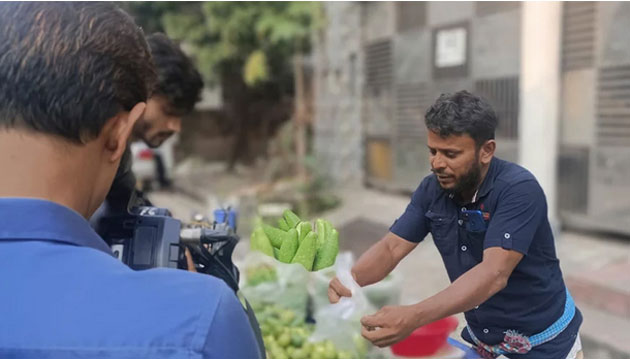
449;162;482;197
146;131;174;148
433;156;482;198
133;119;173;148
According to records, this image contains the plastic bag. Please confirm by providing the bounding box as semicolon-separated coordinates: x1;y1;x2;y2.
240;251;310;319
311;265;403;314
310;264;337;313
309;252;374;357
363;270;403;309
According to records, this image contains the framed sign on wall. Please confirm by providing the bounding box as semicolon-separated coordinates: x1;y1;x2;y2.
433;22;470;79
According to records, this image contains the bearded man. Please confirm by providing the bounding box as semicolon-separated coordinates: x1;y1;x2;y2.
328;91;583;359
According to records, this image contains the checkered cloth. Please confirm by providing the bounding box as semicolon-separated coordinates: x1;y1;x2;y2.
467;287;576;358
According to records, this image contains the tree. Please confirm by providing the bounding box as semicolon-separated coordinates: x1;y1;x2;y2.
126;2;323;172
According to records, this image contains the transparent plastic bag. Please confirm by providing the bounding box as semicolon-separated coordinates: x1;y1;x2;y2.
363;270;403;309
240;251;310;319
312;263;403;313
310;264;337;313
309;252;374;357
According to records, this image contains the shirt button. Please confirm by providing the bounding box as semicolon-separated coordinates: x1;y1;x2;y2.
449;194;454;199
504;233;511;239
458;219;463;226
475;305;479;309
483;328;489;334
461;245;467;252
461;207;466;212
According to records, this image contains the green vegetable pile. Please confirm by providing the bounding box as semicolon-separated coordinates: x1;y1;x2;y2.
251;210;339;271
253;302;355;359
245;264;278;287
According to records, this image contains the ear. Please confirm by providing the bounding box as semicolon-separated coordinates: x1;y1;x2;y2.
104;102;146;162
479;139;496;165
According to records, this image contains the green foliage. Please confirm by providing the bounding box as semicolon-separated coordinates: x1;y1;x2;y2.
126;2;324;88
125;2;325;169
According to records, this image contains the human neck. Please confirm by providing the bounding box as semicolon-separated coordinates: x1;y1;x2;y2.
459;162;491;204
0;129;100;218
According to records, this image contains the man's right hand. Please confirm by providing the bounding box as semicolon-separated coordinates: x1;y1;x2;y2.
328;276;353;303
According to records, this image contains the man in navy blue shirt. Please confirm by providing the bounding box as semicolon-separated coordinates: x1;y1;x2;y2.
0;3;261;359
329;91;583;358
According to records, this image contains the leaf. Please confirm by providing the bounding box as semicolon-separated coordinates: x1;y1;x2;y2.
243;50;269;86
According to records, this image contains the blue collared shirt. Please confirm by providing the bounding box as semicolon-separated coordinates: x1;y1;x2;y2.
391;157;582;358
0;198;262;359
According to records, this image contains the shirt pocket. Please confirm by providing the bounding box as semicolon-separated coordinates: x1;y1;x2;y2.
465;229;486;263
425;210;456;255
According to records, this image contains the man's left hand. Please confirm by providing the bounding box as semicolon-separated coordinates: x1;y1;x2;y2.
360;305;422;347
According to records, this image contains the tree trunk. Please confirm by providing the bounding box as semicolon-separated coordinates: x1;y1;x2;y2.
223;70;250;172
226;111;248;172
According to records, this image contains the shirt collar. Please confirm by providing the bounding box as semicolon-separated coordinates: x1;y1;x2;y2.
475;157;498;202
0;198;113;256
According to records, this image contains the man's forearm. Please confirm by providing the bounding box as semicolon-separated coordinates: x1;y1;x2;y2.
352;233;417;287
411;261;509;327
351;239;396;287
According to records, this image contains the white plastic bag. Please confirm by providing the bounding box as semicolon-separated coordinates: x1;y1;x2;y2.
309;252;373;357
240;251;310;319
363;270;403;309
310;264;336;313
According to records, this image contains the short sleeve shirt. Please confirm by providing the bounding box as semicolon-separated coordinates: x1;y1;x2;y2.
390;157;582;358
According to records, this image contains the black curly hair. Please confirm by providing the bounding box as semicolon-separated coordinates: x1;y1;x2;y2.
147;33;203;116
424;90;498;148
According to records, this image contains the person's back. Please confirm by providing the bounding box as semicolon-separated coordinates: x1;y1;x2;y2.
0;3;261;358
0;199;259;359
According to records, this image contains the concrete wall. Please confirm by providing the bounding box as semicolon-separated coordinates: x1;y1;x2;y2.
394;29;432;85
599;2;630;68
313;1;630;217
427;2;474;27
363;2;396;43
561;69;596;148
589;2;630;217
471;9;521;79
313;2;364;187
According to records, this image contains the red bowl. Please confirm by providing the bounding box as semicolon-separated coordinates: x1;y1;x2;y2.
391;316;459;357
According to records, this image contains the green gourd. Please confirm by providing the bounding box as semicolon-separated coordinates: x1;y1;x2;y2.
291;231;318;271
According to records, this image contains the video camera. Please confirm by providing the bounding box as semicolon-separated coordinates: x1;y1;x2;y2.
96;205;241;292
94;202;266;358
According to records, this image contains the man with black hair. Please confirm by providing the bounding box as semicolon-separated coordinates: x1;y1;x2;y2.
135;33;203;150
0;3;261;358
140;33;202;188
328;91;583;359
92;32;204;230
